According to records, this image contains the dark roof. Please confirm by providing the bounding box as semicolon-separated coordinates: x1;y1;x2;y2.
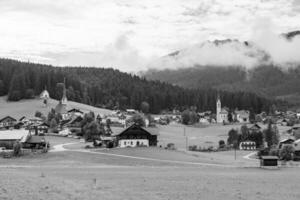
248;123;261;130
38;122;50;127
113;124;159;136
68;108;83;114
0;116;17;123
19;116;26;121
55;103;67;114
69;116;83;124
279;138;295;144
26;136;46;144
261;156;279;160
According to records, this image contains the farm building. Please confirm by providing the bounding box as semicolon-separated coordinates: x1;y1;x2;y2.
114;124;158;147
239;141;256;150
279;138;295;149
0;130;30;149
0;116;17;129
248;123;261;132
68;108;84;118
234;110;250;123
40;89;50;99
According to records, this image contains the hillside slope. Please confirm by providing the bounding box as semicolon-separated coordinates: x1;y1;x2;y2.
0;96;112;120
0;58;273;113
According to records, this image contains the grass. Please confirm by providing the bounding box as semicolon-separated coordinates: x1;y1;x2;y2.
0;96;112;119
157;123;292;150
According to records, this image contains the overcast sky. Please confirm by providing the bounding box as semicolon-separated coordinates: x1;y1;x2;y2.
0;0;299;72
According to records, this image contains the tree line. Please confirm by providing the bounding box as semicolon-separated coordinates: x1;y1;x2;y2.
0;58;274;114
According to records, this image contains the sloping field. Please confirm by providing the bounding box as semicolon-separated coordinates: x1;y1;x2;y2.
157;123;292;149
0;96;112;119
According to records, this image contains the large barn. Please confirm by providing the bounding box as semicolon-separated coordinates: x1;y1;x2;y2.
114;124;158;147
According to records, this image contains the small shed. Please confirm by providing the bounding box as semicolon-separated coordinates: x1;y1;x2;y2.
260;156;279;167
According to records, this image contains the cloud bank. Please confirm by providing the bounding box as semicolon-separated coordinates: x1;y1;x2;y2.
0;0;299;71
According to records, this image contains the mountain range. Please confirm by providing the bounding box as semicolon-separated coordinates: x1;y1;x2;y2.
143;31;300;108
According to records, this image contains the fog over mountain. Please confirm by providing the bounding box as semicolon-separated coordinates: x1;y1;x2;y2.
143;30;300;107
146;29;300;71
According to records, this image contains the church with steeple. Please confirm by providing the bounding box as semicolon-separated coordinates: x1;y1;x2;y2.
216;94;228;123
55;78;68;120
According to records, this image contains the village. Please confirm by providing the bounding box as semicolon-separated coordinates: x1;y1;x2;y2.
1;80;300;167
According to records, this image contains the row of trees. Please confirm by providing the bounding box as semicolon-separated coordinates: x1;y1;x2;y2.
227;122;280;149
0;59;274;114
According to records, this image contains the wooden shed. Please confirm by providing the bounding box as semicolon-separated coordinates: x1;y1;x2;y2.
260;156;279;167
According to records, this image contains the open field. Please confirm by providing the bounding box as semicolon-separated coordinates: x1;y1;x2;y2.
1;136;300;200
0;96;112;119
156;123;292;149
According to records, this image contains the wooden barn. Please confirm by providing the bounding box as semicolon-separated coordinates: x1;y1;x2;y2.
114;124;158;147
0;130;30;149
0;116;17;129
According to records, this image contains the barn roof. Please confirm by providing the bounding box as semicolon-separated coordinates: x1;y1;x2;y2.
0;130;30;142
0;116;17;123
113;124;159;136
68;108;83;114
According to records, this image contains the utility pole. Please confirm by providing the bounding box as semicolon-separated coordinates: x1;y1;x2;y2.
186;136;188;151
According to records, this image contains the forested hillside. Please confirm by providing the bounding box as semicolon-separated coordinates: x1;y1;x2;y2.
0;59;274;113
144;65;300;107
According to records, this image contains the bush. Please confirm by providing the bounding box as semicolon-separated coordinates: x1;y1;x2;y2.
279;145;295;161
269;148;279;156
218;140;225;149
13;141;22;156
189;145;197;151
166;143;176;150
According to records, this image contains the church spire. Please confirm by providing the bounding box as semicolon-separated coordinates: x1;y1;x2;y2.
61;77;67;105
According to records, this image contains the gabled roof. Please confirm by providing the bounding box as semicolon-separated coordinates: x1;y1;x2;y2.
68;116;83;124
0;116;17;123
0;130;30;142
113;123;159;136
38;122;50;127
19;116;27;121
248;123;261;130
279;138;295;144
68;108;83;114
294;139;300;144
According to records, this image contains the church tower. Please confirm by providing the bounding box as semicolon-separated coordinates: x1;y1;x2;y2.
216;94;222;123
61;78;67;105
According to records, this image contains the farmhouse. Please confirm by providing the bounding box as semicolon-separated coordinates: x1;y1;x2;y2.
0;130;30;149
248;123;261;132
279;138;295;149
234;110;250;123
114;124;158;147
68;108;84;117
0;116;17;129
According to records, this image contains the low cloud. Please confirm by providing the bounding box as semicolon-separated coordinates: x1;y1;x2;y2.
147;18;300;71
43;33;152;72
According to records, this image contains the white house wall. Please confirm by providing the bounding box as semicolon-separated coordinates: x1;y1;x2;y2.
119;139;149;148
